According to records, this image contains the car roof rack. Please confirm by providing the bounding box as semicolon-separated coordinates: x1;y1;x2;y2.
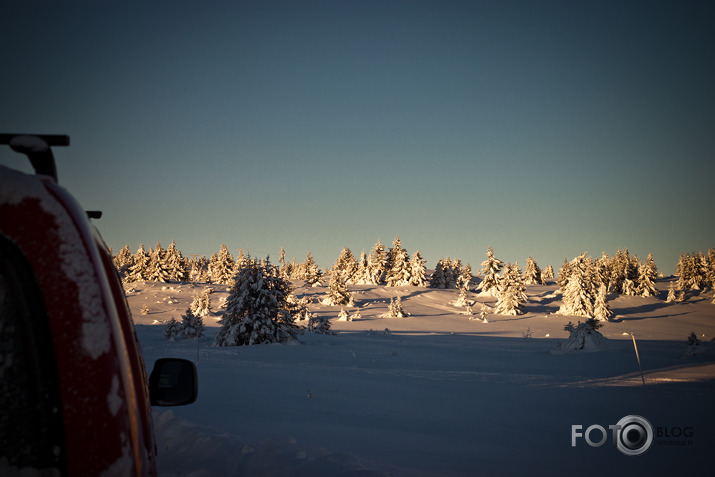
0;133;70;182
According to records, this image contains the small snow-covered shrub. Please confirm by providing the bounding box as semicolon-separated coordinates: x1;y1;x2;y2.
385;296;408;318
180;308;205;339
683;332;710;357
551;321;608;355
337;307;351;321
308;314;335;335
163;317;182;340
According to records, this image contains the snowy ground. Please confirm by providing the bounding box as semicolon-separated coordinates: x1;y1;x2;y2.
127;278;715;476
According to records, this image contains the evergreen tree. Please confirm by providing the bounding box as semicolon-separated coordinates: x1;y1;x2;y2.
210;243;236;285
666;281;678;303
523;257;543;285
180;307;205;339
542;264;555;282
455;275;471;308
494;263;527;315
462;263;474;287
557;253;598;318
303;252;323;287
621;275;637;296
442;257;456;289
409;251;427;287
429;259;447;289
127;244;150;282
477;247;503;296
368;240;388;285
706;249;715;289
190;288;213;317
595;252;612;291
192;256;210;282
163;317;183;340
593;283;612;322
386;237;411;287
557;258;571;290
388;296;408;318
235;249;249;273
309;313;335;333
146;242;171;282
165;240;189;282
113;245;134;279
637;259;658;297
353;250;370;285
214;259;301;346
333;247;358;285
324;267;353;306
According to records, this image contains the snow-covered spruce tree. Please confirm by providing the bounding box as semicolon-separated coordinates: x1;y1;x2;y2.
353;250;370;285
278;247;287;277
455;275;471;308
333;247;358;285
368;240;388;285
557;253;598;318
594;252;612;291
556;258;571;290
303;252;323;288
214;259;301;346
442;257;456;289
309;313;335;334
593;283;613;322
449;258;463;288
523;257;542;285
163;317;183;340
477;247;503;296
127;244;150;282
324;267;353;306
494;263;526;315
462;263;473;287
235;249;249;273
636;259;658;297
190;288;212;317
180;307;205;339
429;259;447;289
165;240;189;282
410;250;427;287
113;245;134;279
286;295;312;322
706;249;715;289
388;296;408;318
146;242;171;283
666;281;678;303
210;243;236;285
621;275;637;296
542;264;555;282
386;237;411;287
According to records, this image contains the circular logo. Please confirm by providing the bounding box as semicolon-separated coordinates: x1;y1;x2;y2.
615;415;653;456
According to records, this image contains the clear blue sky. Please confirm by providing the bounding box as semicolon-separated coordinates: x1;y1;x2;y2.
2;0;713;274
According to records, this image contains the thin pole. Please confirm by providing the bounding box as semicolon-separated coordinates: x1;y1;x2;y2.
631;333;646;387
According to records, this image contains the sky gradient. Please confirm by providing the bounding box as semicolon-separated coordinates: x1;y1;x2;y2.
2;0;714;274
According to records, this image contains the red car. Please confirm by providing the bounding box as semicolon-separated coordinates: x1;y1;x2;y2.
0;134;197;476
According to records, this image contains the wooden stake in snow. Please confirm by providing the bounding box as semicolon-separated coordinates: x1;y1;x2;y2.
631;333;645;387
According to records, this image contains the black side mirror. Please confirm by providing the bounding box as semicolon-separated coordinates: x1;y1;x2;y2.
149;358;198;406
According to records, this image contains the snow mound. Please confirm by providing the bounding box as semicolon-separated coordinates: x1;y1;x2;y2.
153;410;389;477
551;323;608;355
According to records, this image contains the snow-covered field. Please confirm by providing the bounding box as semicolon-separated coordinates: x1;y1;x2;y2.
127;278;715;476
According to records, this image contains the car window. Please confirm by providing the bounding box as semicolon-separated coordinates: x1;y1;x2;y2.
0;236;66;475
